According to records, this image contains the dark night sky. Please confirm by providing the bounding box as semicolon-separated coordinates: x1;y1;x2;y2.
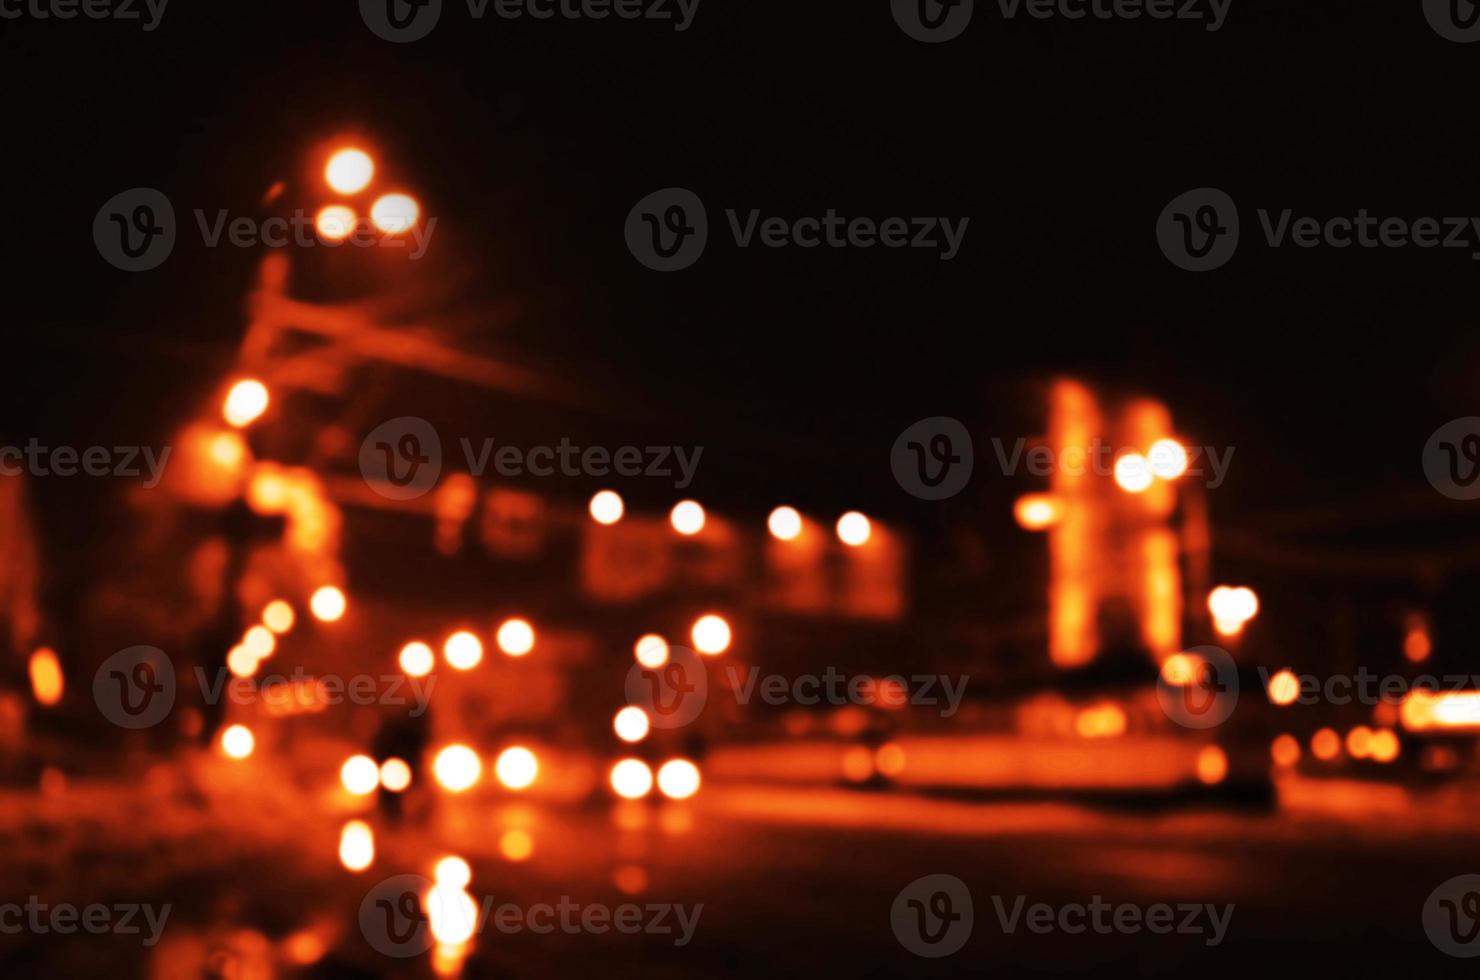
3;1;1478;542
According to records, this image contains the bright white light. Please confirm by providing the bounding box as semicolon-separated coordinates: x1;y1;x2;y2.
610;758;654;799
433;745;482;793
434;856;472;890
444;631;483;671
1148;438;1189;479
341;755;380;796
768;506;802;541
634;634;669;668
370;193;419;234
339;820;375;872
691;614;731;655
836;511;871;546
310;586;347;623
399;641;434;677
379;757;412;792
670;500;706;535
223;380;269;428
1113;453;1154;493
221;724;255;759
589;490;625;525
613;706;650;743
497;618;535;656
495;746;539;790
325;148;374;194
656;758;701;800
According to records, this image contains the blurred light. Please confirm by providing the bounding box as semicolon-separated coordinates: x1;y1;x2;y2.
1271;733;1301;767
399;641;434;677
499;829;534;862
433;745;482;793
325;147;374;194
656;759;701;800
670;500;706;535
282;930;327;966
691;614;731;655
444;631;484;671
1195;745;1227;784
836;511;871;546
590;490;625;525
379;757;412;792
341;755;380;796
28;648;62;707
243;625;276;659
226;645;258;678
495;747;539;790
1113;453;1153;493
1404;614;1432;663
1267;669;1299;706
314;205;357;242
875;742;907;777
1345;725;1373;759
610;758;654;799
370;193;419;234
1400;690;1480;731
262;600;295;634
247;469;290;513
222;724;255;759
634;633;669;668
768;506;802;541
434;856;472;890
613;706;650;743
310;586;347;623
1159;652;1202;687
1207;586;1259;626
613;865;648;895
1013;493;1061;531
339;820;375;872
1370;728;1400;763
1148;438;1189;479
207;431;247;469
223;379;269;428
497;618;535;656
1075;702;1127;738
1311;727;1341;761
841;745;874;782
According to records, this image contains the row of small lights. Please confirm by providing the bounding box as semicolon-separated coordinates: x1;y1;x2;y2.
590;491;874;547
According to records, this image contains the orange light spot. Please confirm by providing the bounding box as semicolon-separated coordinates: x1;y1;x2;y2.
1159;652;1202;686
634;634;669;668
223;379;269;428
28;648;63;707
1271;733;1301;767
1195;745;1227;785
499;829;534;862
314;204;357;243
262;600;295;634
841;745;874;782
1345;725;1373;759
1369;728;1400;763
310;586;347;623
1267;669;1299;706
875;742;907;777
1311;727;1341;761
1013;493;1061;531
